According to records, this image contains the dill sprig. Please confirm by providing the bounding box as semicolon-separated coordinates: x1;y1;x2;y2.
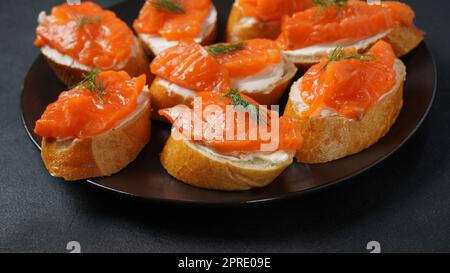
223;90;266;124
75;15;102;29
71;69;108;101
321;47;376;70
207;42;245;56
151;0;185;14
313;0;348;14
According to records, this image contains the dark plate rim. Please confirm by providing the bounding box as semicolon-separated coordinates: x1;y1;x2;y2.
20;0;437;206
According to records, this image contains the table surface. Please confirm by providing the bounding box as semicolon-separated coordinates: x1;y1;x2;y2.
1;0;449;253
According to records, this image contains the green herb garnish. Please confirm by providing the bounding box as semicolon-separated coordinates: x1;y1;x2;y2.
71;69;108;101
223;90;266;124
151;0;185;14
207;42;245;56
321;47;376;70
75;15;102;29
313;0;348;14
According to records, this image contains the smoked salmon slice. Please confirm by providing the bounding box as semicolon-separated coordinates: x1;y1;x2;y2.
277;0;415;50
211;39;282;78
34;71;147;138
134;0;212;40
159;91;303;154
239;0;312;22
299;40;397;119
34;1;135;70
151;40;231;92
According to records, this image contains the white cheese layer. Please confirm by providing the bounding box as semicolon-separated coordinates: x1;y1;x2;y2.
283;31;389;59
237;8;259;28
290;59;405;118
140;6;217;55
231;61;285;93
239;16;259;27
41;45;91;71
182;136;292;168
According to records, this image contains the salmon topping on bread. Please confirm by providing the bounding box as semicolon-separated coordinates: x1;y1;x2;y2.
298;40;398;120
151;40;231;92
212;39;282;78
34;1;135;70
34;70;147;138
151;39;287;92
159;91;303;155
133;0;212;40
277;0;415;50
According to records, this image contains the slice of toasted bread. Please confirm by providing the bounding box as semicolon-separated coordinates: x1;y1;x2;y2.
283;26;424;68
139;7;218;57
42;37;151;87
41;94;151;181
160;134;293;191
226;4;281;42
283;59;406;164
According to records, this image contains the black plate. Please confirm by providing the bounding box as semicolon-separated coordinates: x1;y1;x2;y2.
21;0;436;205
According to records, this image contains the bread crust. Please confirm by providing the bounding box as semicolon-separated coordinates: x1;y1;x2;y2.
283;60;406;164
160;135;293;191
41;98;151;181
383;26;425;57
226;4;281;42
42;37;151;87
283;25;425;67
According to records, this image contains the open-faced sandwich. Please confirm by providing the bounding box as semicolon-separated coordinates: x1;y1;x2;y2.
277;0;424;67
226;0;312;42
34;1;150;86
133;0;217;56
159;91;303;191
34;70;151;181
150;39;297;118
284;40;405;163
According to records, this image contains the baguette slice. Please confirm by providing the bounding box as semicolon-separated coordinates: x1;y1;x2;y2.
283;59;406;164
149;58;297;119
226;3;281;42
41;93;151;181
160;134;293;191
284;26;424;68
42;37;151;87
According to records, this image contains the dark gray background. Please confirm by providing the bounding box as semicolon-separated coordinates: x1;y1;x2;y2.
1;0;449;253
